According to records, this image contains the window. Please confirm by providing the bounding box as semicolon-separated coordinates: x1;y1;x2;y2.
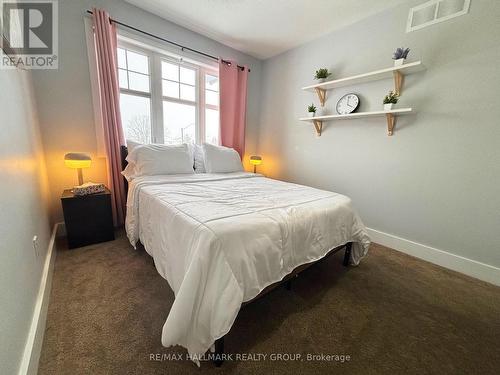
406;0;470;33
161;61;197;144
117;43;219;146
118;48;152;144
204;74;220;145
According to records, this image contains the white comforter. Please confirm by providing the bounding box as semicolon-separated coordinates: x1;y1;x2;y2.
125;172;370;364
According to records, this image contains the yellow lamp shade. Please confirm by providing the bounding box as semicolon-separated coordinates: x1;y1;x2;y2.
249;155;262;166
64;153;91;169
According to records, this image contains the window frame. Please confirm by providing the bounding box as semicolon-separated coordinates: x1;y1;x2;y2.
160;57;199;145
203;73;220;144
117;40;219;145
406;0;471;33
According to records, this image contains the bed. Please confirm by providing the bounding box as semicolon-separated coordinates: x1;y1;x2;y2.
121;146;370;366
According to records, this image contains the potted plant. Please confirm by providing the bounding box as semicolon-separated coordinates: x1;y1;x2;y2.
393;47;410;66
314;68;332;82
383;91;399;110
307;103;317;117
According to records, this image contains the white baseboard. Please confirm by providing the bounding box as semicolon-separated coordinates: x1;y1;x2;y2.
18;222;62;375
367;227;500;286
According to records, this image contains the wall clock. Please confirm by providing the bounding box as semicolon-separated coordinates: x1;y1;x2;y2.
336;93;360;115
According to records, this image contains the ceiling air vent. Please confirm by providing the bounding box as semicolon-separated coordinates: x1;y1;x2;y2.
406;0;471;32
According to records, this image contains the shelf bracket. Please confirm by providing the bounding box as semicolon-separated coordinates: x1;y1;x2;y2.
314;88;327;107
313;120;323;136
386;114;395;136
393;70;404;95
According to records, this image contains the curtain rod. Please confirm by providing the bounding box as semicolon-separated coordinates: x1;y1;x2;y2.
86;10;250;72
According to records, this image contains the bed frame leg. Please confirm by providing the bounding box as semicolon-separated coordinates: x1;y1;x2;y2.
213;337;224;367
343;242;352;267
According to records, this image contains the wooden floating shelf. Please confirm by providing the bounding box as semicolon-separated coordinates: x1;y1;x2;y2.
302;61;425;106
299;108;413;136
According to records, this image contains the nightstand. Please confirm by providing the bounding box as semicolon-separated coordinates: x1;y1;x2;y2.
61;188;115;249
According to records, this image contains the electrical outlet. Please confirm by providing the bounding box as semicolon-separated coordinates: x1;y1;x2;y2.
32;235;39;257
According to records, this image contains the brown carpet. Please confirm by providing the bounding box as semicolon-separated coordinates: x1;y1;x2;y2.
38;231;500;375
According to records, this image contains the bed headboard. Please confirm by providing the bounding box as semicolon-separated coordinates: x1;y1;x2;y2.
120;145;128;170
120;145;128;193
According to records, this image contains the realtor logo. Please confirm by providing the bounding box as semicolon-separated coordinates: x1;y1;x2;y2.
1;0;58;69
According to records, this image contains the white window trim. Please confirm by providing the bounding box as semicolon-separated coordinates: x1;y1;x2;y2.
117;42;156;141
117;30;218;71
117;38;219;145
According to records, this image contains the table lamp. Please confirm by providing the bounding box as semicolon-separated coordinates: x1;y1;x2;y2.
64;153;91;185
249;155;262;173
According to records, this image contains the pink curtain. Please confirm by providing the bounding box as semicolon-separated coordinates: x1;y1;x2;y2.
92;9;126;226
219;59;248;158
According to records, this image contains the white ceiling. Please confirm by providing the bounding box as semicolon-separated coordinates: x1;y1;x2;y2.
124;0;407;60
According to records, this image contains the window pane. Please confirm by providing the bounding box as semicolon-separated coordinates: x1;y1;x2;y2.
205;74;219;91
118;68;128;89
120;94;151;144
206;90;219;106
162;80;179;98
180;67;195;85
128;72;150;92
163;101;196;144
126;50;149;74
162;61;179;81
117;48;126;69
180;84;195;101
205;108;219;145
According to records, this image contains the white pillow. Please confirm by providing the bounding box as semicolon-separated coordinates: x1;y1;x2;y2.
193;144;206;173
185;143;196;170
126;139;142;154
203;143;243;173
121;163;136;182
121;140;143;181
126;143;194;177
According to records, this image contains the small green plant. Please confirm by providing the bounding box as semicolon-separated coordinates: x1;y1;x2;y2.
383;91;399;104
314;68;331;80
308;103;317;113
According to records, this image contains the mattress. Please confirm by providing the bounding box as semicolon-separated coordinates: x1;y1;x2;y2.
125;172;370;365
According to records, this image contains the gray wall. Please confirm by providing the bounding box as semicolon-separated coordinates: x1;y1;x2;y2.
33;0;262;223
0;70;51;375
258;0;500;267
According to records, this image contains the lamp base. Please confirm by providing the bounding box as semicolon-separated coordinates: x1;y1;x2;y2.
77;168;84;186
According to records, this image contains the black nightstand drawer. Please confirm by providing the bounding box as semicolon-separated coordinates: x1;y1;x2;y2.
61;188;115;249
